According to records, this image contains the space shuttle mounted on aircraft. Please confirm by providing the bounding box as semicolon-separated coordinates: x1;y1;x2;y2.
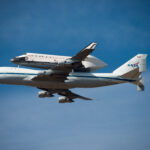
11;43;107;72
0;42;148;103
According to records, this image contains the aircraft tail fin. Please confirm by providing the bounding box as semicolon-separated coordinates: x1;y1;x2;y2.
113;54;148;91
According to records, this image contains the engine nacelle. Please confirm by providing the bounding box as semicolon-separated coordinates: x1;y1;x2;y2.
38;91;54;98
58;96;74;103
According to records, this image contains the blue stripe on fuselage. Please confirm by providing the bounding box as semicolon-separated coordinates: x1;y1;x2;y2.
70;75;136;82
0;73;136;82
0;72;37;75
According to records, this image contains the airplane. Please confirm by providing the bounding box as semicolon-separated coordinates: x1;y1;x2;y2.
0;42;148;103
10;43;107;72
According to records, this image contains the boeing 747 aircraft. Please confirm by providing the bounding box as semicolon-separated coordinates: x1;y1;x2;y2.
0;43;148;103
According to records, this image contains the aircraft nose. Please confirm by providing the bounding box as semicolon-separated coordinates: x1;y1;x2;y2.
10;58;20;63
11;57;26;63
10;58;14;62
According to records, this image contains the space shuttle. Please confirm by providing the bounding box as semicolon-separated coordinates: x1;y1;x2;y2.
11;43;107;72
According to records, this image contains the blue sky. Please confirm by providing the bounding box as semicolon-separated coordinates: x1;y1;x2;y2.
0;0;150;150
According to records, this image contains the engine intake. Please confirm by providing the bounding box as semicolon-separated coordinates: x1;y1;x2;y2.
38;91;54;98
58;96;74;103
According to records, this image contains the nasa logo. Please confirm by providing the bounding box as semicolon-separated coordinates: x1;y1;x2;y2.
128;62;139;67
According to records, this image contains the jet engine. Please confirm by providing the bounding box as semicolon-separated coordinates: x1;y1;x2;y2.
38;91;54;98
58;96;74;103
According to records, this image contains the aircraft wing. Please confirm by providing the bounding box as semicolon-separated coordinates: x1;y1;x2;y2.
32;69;70;82
71;42;97;61
57;89;92;100
38;88;92;103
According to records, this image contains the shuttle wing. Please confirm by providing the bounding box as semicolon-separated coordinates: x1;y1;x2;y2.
71;42;97;61
32;42;98;82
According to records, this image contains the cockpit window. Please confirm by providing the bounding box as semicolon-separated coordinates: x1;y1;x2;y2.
18;55;26;58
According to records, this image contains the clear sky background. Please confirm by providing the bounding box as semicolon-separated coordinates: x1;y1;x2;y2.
0;0;150;150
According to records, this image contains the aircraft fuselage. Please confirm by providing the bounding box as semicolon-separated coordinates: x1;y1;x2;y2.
0;67;136;89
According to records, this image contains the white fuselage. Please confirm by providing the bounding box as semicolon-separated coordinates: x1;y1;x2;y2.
0;67;135;89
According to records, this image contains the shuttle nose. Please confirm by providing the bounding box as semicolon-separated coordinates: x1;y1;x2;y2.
11;58;19;63
10;57;25;63
10;58;15;62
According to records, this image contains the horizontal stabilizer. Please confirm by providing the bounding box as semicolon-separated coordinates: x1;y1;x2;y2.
120;68;140;79
137;77;144;91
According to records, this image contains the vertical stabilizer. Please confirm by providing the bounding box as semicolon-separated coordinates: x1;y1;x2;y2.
113;54;148;91
113;54;148;78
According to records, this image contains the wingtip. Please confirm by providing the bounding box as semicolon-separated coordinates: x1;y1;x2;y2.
81;97;93;101
86;42;97;49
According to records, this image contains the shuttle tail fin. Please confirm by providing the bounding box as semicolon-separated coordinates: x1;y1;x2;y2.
113;54;148;91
